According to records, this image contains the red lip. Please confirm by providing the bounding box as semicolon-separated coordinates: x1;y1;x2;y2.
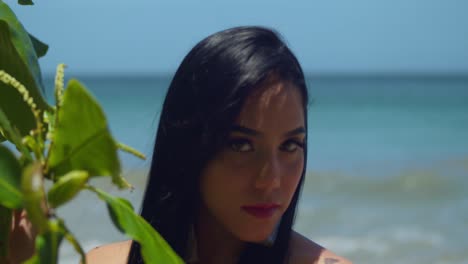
241;204;280;219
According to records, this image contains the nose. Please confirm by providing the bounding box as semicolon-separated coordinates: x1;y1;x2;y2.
254;153;281;191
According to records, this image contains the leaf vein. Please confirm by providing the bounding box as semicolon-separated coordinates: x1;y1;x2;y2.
52;126;110;171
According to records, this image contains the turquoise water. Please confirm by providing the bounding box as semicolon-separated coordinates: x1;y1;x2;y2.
42;75;468;263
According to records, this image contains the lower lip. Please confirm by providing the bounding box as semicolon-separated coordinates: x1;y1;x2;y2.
242;207;279;219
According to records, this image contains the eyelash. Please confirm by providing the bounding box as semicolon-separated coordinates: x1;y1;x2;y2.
280;139;305;153
227;138;305;153
227;138;254;152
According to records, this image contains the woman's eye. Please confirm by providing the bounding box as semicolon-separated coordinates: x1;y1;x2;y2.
280;140;304;153
228;138;254;152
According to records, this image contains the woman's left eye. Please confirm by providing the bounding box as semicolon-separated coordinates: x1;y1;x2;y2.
227;138;254;152
280;140;304;152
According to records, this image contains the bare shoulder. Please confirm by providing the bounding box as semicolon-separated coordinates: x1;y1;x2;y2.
85;240;132;264
289;231;353;264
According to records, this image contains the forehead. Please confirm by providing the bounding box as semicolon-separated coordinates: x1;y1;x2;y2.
236;82;305;131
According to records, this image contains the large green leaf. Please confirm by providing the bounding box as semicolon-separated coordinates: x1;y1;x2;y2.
28;33;48;58
88;186;184;264
0;145;23;209
0;1;51;139
47;80;130;188
0;107;33;163
0;126;4;141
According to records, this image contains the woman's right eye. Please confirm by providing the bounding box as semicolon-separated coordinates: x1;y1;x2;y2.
227;138;254;152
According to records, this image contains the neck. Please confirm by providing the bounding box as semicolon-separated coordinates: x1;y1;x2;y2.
195;207;245;264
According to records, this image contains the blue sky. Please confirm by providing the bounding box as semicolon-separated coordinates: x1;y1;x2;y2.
9;0;468;75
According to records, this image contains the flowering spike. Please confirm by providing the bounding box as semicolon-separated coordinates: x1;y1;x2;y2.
0;70;40;121
55;64;67;107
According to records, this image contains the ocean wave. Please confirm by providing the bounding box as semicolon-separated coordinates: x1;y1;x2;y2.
311;227;447;263
303;161;468;200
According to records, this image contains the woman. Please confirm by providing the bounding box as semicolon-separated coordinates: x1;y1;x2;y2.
10;26;352;264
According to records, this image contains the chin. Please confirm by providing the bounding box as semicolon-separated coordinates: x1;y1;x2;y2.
237;227;275;243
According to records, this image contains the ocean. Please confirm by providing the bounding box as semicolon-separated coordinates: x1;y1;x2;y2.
40;75;468;264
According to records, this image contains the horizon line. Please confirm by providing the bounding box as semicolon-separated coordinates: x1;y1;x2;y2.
41;71;468;79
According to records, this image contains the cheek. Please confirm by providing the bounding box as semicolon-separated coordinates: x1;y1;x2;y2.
281;154;304;205
199;158;255;238
199;158;249;213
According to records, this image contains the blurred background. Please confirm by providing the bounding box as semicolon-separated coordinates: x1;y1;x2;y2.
10;0;468;263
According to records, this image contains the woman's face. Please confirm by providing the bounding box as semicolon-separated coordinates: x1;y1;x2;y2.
199;81;305;242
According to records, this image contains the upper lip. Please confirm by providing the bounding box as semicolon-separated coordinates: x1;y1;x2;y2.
241;203;281;209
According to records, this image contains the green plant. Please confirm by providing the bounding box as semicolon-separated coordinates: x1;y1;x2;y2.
0;1;183;263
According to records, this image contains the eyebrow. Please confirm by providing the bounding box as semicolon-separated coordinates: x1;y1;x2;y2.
230;125;305;137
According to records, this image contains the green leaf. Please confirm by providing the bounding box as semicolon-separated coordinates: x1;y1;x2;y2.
0;145;23;209
106;196;134;234
0;205;12;258
22;254;39;264
0;107;33;162
0;1;51;138
28;33;48;58
24;219;64;264
88;186;184;264
47;80;130;188
22;163;48;234
47;170;89;208
18;0;34;5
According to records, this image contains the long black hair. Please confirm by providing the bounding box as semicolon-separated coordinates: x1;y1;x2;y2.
127;26;308;264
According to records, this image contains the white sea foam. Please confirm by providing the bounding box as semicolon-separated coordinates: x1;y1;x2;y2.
388;226;444;246
309;226;447;263
316;235;389;255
